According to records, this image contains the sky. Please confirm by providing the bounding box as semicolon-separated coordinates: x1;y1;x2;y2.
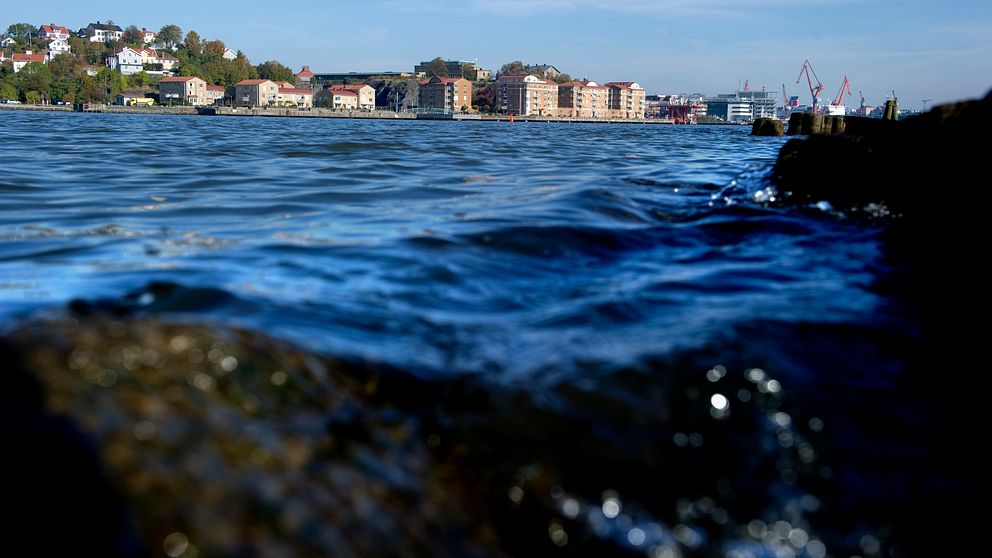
5;0;991;109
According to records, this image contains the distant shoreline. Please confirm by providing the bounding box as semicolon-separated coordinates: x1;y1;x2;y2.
0;103;700;125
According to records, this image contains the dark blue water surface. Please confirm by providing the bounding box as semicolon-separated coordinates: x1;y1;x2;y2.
8;110;966;557
0;111;885;380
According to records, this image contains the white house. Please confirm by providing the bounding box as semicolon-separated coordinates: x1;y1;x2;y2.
222;48;237;60
46;38;72;56
37;24;71;41
79;22;123;42
140;28;157;43
12;51;46;73
1;37;16;48
109;47;144;75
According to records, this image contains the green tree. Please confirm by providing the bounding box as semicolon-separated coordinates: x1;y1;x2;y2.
159;24;182;47
6;23;35;40
16;62;53;100
121;25;144;46
498;60;527;76
0;79;17;100
550;73;573;84
203;39;225;58
255;60;295;84
183;30;202;57
47;53;79;80
130;71;149;87
425;57;447;78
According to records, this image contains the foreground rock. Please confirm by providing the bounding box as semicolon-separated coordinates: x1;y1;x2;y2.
3;309;928;557
770;90;991;216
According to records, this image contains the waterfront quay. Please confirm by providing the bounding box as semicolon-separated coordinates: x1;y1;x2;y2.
1;103;677;124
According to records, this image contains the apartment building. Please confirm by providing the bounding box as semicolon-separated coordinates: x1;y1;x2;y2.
234;79;279;107
418;76;473;113
498;74;558;116
557;80;609;118
158;76;209;105
605;82;647;119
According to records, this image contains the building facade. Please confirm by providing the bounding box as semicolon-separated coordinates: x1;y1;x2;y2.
79;22;123;42
418;76;473;113
47;38;72;56
37;24;71;41
12;51;46;73
316;88;358;110
498;74;558;116
329;84;375;110
109;47;144;75
158;76;209;105
234;79;279;107
276;87;314;108
605;82;646;119
704;90;777;123
557;80;609;118
295;66;315;88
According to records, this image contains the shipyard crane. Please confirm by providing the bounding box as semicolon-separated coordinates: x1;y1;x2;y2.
922;98;933;111
796;59;825;113
858;90;867;116
831;75;852;107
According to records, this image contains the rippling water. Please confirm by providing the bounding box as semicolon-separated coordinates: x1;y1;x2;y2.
7;110;953;556
0;111;886;380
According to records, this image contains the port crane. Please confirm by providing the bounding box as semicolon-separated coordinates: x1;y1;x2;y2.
796;59;825;113
858;90;867;116
922;98;933;111
831;75;852;107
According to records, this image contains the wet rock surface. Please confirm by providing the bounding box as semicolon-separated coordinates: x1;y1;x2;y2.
2;307;966;557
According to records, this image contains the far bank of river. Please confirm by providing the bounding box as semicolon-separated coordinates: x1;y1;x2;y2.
0;103;688;124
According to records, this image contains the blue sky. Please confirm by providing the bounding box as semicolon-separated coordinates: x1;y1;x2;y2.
6;1;991;109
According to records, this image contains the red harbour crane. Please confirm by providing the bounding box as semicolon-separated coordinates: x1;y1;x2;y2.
796;59;825;113
831;75;852;107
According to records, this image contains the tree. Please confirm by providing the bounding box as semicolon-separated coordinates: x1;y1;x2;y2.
424;57;447;78
498;61;527;77
16;62;53;100
255;60;295;84
551;73;572;84
159;24;182;47
121;25;144;45
183;30;202;57
0;79;17;100
6;23;35;40
203;39;225;58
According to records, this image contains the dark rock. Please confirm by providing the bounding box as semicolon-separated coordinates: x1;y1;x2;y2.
750;117;783;136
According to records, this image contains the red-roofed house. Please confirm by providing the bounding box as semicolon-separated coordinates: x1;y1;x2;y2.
37;24;71;41
158;76;209;105
315;87;358;110
418;76;472;113
330;84;374;111
206;85;226;105
12;51;47;73
234;79;278;107
295;65;315;87
497;74;557;116
141;28;157;43
277;87;313;109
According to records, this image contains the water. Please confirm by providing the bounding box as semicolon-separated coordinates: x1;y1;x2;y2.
2;111;949;557
0;112;885;380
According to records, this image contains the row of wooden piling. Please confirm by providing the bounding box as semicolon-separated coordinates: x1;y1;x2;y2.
752;99;899;137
